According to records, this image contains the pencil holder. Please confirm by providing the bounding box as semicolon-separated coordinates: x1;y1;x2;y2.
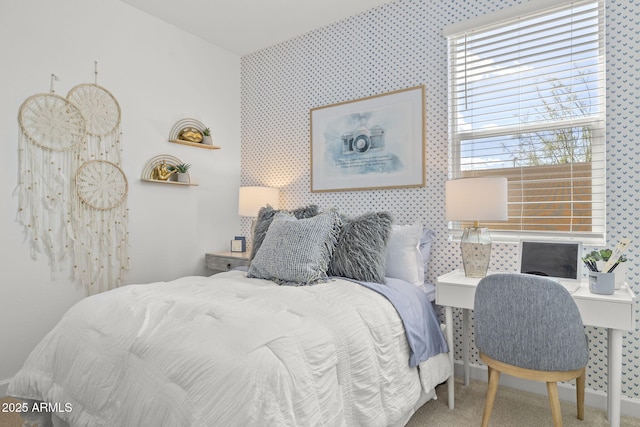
596;261;626;289
588;272;615;295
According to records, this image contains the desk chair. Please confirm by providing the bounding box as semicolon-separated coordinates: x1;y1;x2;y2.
474;273;589;427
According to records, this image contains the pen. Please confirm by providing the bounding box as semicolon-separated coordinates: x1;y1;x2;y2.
607;255;627;273
602;238;631;273
582;258;599;272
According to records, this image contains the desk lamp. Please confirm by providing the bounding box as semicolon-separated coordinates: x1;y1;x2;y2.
445;177;508;277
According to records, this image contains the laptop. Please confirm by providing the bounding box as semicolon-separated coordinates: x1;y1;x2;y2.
517;240;583;293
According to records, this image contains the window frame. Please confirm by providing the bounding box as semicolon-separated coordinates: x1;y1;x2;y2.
445;0;606;246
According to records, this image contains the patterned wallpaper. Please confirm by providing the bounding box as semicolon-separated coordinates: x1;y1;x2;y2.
240;0;639;399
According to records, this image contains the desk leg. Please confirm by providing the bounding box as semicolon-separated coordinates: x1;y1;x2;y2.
608;328;622;427
462;308;470;386
445;305;455;409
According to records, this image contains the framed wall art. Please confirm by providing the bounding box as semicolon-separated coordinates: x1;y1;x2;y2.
310;85;425;192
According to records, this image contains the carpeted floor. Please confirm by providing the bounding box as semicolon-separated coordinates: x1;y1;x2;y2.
0;397;22;427
2;379;639;426
409;378;640;427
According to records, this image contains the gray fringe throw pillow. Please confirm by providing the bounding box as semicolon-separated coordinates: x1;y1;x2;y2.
248;209;341;286
328;211;394;284
250;204;320;261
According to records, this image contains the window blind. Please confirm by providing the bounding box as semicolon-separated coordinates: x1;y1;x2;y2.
446;0;605;244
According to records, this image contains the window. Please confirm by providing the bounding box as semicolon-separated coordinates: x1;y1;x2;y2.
445;0;605;244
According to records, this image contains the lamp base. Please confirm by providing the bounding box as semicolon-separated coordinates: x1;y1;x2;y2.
460;227;492;278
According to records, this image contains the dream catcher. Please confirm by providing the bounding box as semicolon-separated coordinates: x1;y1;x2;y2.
67;82;122;163
73;158;128;293
17;88;86;272
67;70;129;294
17;66;129;294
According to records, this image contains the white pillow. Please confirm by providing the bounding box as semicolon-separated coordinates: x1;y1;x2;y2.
384;223;425;286
419;228;436;281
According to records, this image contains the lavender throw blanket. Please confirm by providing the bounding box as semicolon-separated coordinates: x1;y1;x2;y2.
350;277;449;367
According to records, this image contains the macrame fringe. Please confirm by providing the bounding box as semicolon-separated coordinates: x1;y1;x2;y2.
72;201;129;295
17;131;78;272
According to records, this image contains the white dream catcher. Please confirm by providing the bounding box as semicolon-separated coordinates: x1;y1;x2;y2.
66;67;129;294
17;68;129;293
17;89;86;271
67;81;122;163
73;159;129;294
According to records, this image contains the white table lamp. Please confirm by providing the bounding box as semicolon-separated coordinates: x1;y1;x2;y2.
238;186;280;217
238;186;280;251
445;177;508;277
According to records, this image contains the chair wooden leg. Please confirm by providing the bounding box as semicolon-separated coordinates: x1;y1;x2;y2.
481;367;501;427
546;382;563;427
576;368;585;420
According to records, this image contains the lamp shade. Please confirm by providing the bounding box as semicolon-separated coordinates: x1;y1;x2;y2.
445;177;508;222
238;186;280;217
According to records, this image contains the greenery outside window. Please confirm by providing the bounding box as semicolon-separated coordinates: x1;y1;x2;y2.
445;0;605;245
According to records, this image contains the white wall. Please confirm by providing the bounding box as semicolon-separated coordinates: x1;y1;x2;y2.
0;0;241;392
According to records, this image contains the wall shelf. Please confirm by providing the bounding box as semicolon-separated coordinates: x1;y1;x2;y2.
168;118;221;149
141;154;197;186
169;139;220;150
141;178;198;186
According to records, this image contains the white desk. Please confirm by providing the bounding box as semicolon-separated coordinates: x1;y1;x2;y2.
436;269;636;427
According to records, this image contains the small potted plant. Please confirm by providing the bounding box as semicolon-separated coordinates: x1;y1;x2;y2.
174;163;191;183
164;164;178;181
202;128;212;145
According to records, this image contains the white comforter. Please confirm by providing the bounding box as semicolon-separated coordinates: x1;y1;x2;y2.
9;271;451;426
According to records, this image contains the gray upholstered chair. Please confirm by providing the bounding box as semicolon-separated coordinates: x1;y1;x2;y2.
474;273;589;427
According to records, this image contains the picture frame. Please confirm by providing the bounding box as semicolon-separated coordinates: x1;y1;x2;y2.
310;85;425;192
231;236;246;253
231;240;243;252
235;236;246;252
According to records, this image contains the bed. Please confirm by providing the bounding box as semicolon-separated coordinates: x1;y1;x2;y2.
9;207;451;426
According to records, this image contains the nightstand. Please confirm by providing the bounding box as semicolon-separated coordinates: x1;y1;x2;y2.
205;251;250;272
